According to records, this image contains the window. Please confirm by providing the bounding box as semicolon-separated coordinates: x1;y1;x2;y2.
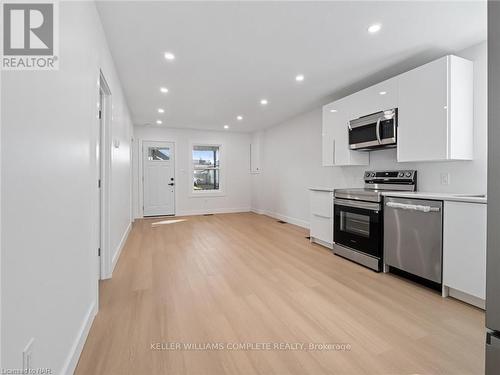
148;147;170;161
192;145;220;192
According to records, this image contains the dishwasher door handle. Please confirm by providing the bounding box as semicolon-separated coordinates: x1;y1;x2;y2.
386;201;440;213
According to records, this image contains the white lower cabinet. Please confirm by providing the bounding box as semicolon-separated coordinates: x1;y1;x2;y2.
309;190;334;248
443;201;487;308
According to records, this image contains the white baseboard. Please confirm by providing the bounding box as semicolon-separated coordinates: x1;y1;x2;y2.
111;222;132;274
60;301;97;375
174;207;251;217
311;237;334;249
447;287;486;310
251;208;309;229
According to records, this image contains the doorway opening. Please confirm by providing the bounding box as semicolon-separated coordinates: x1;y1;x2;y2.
98;72;112;280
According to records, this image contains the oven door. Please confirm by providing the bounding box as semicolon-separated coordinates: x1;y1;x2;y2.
334;198;382;258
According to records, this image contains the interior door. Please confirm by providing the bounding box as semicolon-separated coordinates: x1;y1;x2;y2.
143;141;175;216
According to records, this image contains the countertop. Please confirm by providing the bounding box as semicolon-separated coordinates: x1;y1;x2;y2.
381;191;487;204
309;187;335;192
309;187;487;203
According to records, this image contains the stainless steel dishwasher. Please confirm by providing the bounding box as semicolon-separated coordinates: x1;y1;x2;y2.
383;197;443;283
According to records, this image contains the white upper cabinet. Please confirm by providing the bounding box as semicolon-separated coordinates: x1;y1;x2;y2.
322;96;369;166
351;78;398;119
322;103;336;166
321;54;473;166
397;55;473;162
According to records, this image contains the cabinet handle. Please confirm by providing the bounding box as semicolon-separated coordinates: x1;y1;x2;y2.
313;213;331;219
332;139;336;165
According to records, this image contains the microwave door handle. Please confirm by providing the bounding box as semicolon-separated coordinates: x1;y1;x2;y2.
376;118;382;144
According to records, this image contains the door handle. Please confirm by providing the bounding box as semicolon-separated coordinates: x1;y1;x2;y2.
386;202;440;213
168;183;175;186
376;118;382;144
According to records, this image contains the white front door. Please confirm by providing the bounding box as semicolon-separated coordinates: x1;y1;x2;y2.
143;141;175;216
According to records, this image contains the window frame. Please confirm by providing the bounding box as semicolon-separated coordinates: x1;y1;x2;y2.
189;142;225;197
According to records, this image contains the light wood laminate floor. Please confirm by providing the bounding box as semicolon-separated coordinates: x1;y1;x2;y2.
75;213;485;375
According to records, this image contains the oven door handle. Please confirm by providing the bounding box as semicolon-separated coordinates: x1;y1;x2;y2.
334;198;380;211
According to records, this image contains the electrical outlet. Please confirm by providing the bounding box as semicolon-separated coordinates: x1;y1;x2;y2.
440;173;450;185
23;338;34;371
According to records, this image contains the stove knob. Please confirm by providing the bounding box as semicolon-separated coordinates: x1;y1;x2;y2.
398;172;404;177
405;172;412;177
370;172;376;177
365;172;371;178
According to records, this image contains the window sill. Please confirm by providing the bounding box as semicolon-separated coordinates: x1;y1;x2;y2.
190;191;226;198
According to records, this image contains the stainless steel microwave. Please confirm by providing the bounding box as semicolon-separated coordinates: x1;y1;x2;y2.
348;108;397;151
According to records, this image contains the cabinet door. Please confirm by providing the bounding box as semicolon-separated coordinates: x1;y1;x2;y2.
331;97;350;165
322;104;335;166
310;215;333;245
339;95;369;166
397;57;448;162
310;191;333;245
323;98;368;167
351;78;398;120
443;201;487;299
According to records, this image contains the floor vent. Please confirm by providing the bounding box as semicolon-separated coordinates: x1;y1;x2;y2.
277;220;287;224
204;214;214;216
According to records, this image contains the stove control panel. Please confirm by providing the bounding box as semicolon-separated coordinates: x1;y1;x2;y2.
364;170;417;185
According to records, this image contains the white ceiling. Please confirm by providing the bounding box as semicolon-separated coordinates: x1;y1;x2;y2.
96;1;486;132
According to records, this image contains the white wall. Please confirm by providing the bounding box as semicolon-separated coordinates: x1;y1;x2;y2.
1;2;133;374
251;41;487;227
133;126;252;217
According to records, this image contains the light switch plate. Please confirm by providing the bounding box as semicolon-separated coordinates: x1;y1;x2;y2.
440;173;450;185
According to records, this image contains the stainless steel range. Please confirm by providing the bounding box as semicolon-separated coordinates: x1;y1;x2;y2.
333;170;417;272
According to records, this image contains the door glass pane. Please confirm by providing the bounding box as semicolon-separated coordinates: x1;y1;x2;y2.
340;211;370;237
148;147;170;161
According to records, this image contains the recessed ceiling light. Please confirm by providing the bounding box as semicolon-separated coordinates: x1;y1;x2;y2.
160;87;168;93
330;109;337;113
260;99;268;105
164;52;175;60
295;74;305;82
368;23;382;33
156;120;162;125
379;91;387;95
237;115;243;121
224;125;229;129
158;108;165;113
